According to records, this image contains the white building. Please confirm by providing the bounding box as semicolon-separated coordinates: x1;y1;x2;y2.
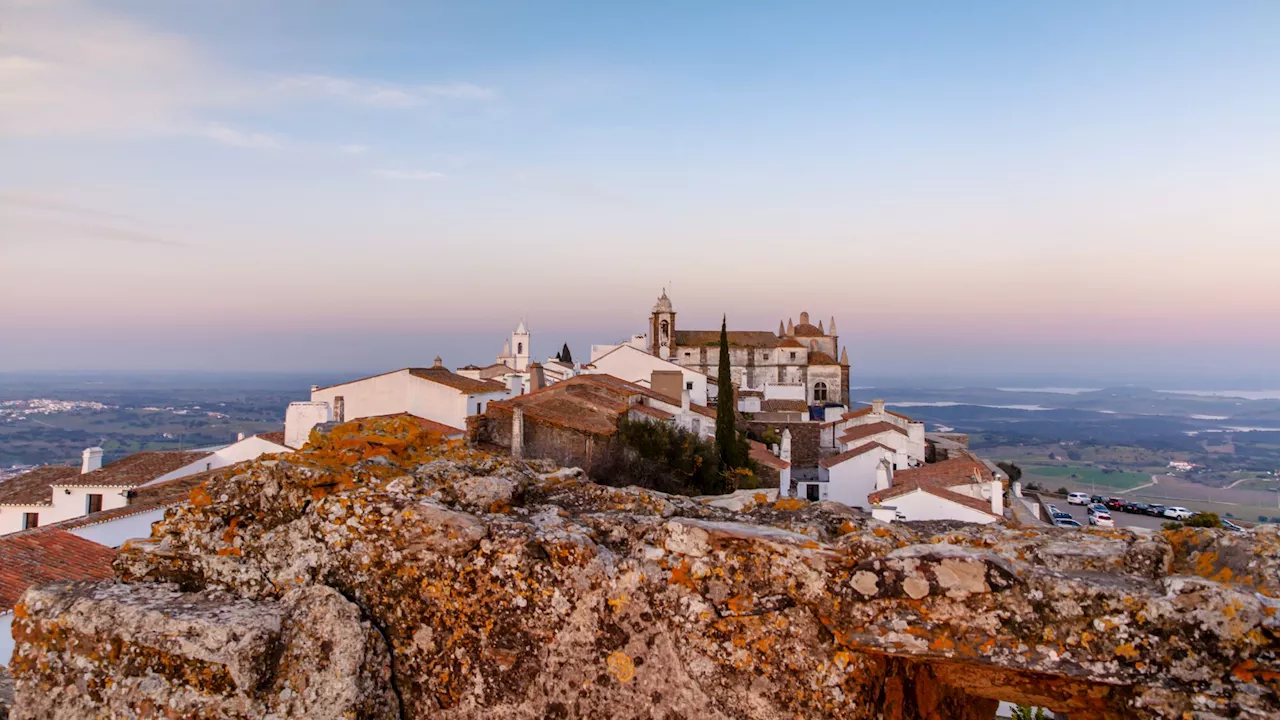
823;399;926;464
804;441;899;505
867;454;1004;524
585;343;711;406
0;448;214;536
293;359;509;447
142;431;290;487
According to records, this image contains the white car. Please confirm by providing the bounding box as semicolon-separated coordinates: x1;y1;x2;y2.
1163;507;1193;520
1067;492;1091;506
1089;511;1115;527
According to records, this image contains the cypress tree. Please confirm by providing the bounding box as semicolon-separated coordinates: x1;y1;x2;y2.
715;315;739;470
559;343;574;364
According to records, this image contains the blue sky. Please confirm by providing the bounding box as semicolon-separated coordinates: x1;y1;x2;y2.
2;1;1278;383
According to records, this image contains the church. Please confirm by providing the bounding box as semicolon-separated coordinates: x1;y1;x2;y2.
646;290;850;407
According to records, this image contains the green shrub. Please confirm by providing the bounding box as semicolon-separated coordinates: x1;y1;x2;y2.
1185;512;1220;528
1057;487;1070;496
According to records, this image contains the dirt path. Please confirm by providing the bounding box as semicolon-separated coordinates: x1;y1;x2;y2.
1120;474;1161;494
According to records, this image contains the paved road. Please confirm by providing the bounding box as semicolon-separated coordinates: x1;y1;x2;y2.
1042;499;1171;532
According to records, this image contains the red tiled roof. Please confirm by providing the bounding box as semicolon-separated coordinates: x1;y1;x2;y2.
0;466;79;506
776;338;805;349
748;440;790;470
808;350;839;366
819;441;895;469
51;466;224;532
0;529;116;608
793;322;824;337
409;367;507;394
868;455;998;517
675;330;780;348
761;399;809;413
67;451;211;489
629;404;674;421
255;430;287;446
839;421;908;444
844;404;917;422
316;367;506;395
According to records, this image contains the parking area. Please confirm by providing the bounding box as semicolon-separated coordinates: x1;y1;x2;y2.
1040;498;1173;531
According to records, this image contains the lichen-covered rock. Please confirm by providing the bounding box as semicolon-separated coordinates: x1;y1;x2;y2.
10;582;395;719
11;415;1279;719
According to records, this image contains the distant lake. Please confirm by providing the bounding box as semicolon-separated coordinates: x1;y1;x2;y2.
996;387;1101;395
1160;390;1280;401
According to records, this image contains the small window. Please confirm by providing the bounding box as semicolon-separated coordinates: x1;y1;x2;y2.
87;494;103;513
685;381;693;390
789;352;797;361
517;342;523;354
762;352;770;361
813;381;828;403
476;403;482;414
692;418;701;434
22;512;39;530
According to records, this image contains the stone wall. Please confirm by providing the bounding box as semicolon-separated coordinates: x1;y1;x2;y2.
748;420;821;468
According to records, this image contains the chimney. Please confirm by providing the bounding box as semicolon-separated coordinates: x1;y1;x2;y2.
528;362;546;392
433;355;444;368
872;398;885;415
990;478;1004;516
511;407;525;459
81;447;103;474
310;384;319;393
333;395;345;423
681;387;691;413
780;428;792;463
236;432;245;442
799;311;810;325
876;458;892;490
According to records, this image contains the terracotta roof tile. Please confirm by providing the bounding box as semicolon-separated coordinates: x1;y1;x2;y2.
776;338;805;349
819;442;895;468
629;404;674;421
808;350;839;366
69;451;212;489
761;399;809;413
792;322;824;337
748;440;790;470
0;466;78;506
409;367;507;394
838;421;908;444
868;455;998;517
675;330;780;348
255;430;287;446
0;529;116;608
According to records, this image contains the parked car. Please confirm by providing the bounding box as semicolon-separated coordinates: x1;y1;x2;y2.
1090;495;1107;505
1050;511;1073;522
1089;510;1115;527
1053;518;1083;528
1088;503;1108;514
1164;507;1193;520
1104;498;1127;512
1222;519;1245;532
1127;502;1150;515
1144;505;1168;517
1067;492;1091;506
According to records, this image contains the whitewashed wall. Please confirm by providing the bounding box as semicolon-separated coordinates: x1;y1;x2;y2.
67;508;168;547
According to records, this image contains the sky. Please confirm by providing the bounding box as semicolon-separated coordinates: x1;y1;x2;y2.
2;0;1278;384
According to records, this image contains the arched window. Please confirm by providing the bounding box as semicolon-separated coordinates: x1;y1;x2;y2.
813;381;828;403
660;319;669;341
517;342;523;354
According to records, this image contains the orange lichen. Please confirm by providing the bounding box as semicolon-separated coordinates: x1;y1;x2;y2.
772;497;807;511
606;651;635;683
1114;643;1140;660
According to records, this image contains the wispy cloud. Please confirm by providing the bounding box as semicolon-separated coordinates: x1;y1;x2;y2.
370;169;446;181
277;75;497;107
0;194;137;222
339;143;370;155
193;123;282;150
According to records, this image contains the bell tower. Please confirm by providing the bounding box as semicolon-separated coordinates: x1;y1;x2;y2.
511;319;530;372
650;289;676;360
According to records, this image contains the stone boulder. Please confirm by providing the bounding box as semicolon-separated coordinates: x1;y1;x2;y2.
9;415;1279;719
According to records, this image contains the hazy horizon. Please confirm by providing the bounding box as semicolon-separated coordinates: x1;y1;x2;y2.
3;1;1278;381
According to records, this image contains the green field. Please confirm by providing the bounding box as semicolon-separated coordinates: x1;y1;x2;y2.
1023;465;1152;490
